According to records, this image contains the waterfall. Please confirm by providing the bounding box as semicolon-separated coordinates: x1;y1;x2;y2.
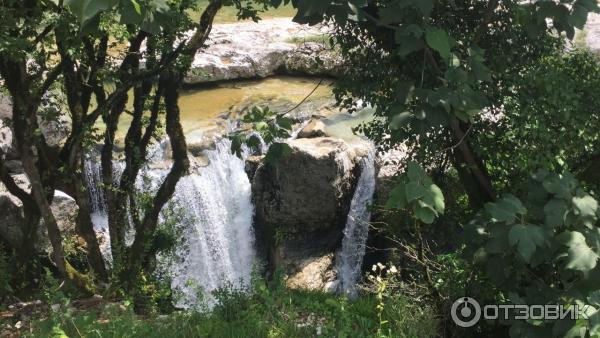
84;139;255;308
84;158;125;264
170;139;255;308
336;147;376;297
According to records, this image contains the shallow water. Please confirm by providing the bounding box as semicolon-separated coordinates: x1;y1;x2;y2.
105;76;335;143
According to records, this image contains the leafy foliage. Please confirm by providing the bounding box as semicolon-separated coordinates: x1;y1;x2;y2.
385;162;444;224
464;171;600;336
229;105;294;162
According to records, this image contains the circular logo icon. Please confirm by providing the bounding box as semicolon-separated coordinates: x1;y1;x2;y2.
451;297;481;328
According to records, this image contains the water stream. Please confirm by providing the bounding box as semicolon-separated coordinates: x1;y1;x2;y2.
336;147;377;297
169;140;255;308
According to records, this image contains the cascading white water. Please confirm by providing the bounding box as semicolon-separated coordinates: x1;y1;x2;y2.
84;139;256;308
336;146;377;297
84;158;125;264
170;139;255;308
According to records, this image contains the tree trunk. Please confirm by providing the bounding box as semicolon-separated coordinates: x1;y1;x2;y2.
449;117;495;208
73;154;108;280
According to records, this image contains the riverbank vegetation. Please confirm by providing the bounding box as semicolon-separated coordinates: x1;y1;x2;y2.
2;0;600;337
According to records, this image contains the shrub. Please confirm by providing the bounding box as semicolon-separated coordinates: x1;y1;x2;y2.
464;170;600;337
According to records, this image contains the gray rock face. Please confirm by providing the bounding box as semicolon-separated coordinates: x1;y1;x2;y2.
0;94;17;160
252;137;372;291
0;192;25;249
0;176;78;253
284;42;342;77
0;92;70;160
585;13;600;54
185;19;341;84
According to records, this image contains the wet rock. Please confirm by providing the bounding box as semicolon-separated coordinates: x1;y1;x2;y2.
252;137;372;291
244;155;264;182
297;118;327;139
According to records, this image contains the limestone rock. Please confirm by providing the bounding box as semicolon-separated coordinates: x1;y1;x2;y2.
283;253;338;292
0;175;78;253
185;19;340;84
585;13;600;54
297;119;327;139
252;137;372;291
244;155;264;182
284;42;343;77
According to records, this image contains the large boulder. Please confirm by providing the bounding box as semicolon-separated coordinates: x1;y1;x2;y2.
252;137;372;291
184;19;340;84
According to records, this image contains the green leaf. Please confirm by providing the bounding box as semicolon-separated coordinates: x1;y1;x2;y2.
396;35;425;57
130;0;142;15
385;183;407;210
572;194;598;228
414;201;436;224
406;161;426;182
64;0;119;24
246;135;262;150
276;116;293;131
556;231;599;272
425;28;451;60
485;194;526;224
543;199;568;228
265;143;293;164
508;224;546;263
424;183;445;214
405;182;426;202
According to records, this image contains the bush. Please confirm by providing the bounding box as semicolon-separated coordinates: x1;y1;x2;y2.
464;170;600;337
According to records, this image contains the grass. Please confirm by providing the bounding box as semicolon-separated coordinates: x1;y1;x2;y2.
192;1;297;23
26;279;440;338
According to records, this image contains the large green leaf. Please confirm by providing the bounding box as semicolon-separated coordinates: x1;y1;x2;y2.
406;161;426;182
543;198;568;228
508;223;546;263
557;231;599;272
405;181;425;202
485;194;527;224
385;183;407;210
424;183;444;214
64;0;119;24
425;28;451;60
414;201;436;224
572;194;598;228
